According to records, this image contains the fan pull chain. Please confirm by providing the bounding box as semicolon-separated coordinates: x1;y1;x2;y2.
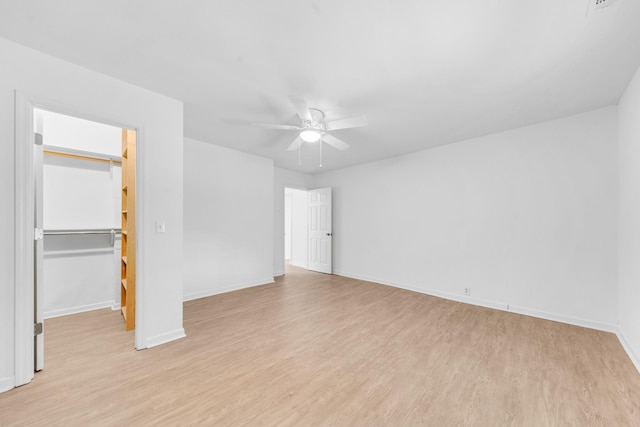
319;139;323;168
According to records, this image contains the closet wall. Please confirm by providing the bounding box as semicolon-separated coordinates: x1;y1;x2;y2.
40;109;123;318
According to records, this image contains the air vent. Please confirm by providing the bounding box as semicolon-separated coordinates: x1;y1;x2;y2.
587;0;621;16
594;0;619;10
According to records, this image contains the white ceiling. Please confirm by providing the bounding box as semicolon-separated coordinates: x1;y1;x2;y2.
1;0;640;173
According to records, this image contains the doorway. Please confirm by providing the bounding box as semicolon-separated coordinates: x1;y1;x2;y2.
283;186;333;275
284;187;309;270
33;108;136;372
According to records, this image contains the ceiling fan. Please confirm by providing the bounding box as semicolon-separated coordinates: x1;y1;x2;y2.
252;97;367;166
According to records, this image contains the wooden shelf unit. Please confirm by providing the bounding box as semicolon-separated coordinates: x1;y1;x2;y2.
120;129;136;330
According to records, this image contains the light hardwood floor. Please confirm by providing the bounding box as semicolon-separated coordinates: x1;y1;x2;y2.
1;265;639;426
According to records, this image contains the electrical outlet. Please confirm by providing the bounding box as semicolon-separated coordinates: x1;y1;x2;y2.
464;287;471;296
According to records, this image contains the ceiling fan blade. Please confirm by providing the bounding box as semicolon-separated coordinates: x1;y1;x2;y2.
325;115;368;131
289;96;313;121
322;133;350;151
252;122;299;130
286;136;302;151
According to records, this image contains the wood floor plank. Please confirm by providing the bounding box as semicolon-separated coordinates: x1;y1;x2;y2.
1;264;639;426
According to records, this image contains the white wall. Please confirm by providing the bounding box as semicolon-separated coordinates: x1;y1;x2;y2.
273;168;314;275
618;65;640;372
315;107;618;331
43;234;121;317
0;37;184;392
289;188;309;269
41;109;122;156
41;110;122;230
43;156;120;229
41;110;122;318
183;138;274;300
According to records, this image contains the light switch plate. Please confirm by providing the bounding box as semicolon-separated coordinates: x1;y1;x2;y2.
156;221;166;233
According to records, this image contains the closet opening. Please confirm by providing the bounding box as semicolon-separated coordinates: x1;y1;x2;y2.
34;108;136;371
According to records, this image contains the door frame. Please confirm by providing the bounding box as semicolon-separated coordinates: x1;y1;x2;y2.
281;184;308;275
13;91;146;386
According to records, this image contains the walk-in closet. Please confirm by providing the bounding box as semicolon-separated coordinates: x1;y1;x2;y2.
36;108;136;333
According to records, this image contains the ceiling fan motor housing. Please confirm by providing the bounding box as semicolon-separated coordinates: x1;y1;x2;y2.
302;108;326;132
300;108;325;143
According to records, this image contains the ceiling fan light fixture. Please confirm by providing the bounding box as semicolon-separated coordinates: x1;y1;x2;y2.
300;129;322;143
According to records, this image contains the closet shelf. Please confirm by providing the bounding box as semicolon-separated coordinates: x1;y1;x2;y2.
121;128;136;331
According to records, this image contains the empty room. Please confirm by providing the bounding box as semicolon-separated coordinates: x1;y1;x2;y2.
1;1;640;425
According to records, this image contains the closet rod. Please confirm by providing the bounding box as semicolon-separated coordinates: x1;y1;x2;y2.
43;228;121;246
43;228;121;235
43;150;122;165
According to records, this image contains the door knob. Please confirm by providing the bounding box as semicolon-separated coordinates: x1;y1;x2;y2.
326;233;332;236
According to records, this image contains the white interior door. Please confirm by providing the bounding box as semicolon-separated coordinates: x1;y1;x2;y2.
308;187;332;274
34;111;44;371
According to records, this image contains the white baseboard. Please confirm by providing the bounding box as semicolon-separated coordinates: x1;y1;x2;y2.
44;300;117;319
508;304;616;333
111;302;121;311
183;277;275;302
145;328;186;348
0;375;15;393
334;270;617;333
617;331;640;374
